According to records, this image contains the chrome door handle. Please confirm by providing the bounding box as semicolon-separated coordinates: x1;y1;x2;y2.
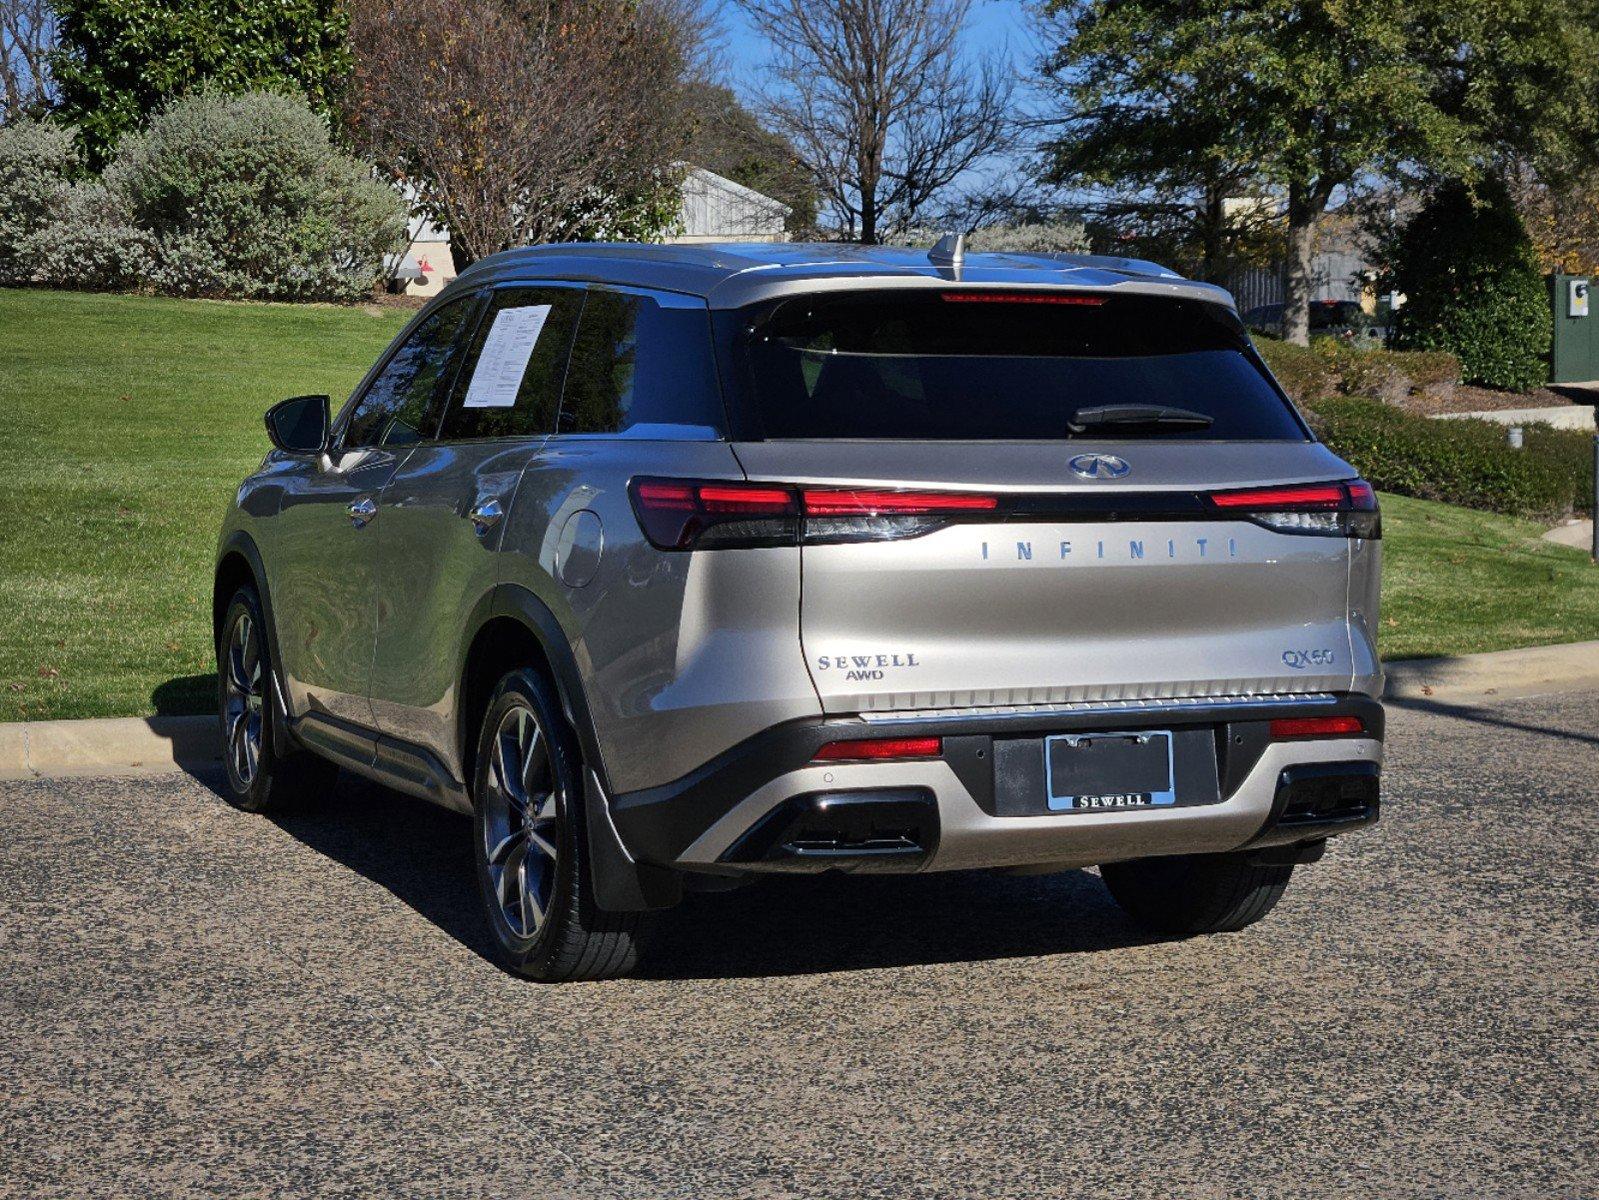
347;496;377;528
468;499;504;537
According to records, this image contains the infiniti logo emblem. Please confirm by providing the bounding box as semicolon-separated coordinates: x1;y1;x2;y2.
1068;453;1131;479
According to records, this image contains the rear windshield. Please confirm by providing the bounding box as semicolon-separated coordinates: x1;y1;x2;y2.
723;290;1307;441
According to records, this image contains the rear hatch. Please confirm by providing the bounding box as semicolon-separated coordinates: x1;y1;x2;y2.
720;287;1376;714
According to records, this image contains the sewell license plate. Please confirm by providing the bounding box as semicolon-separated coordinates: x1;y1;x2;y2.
1044;731;1175;812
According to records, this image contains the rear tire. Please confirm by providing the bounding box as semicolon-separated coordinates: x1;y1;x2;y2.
1100;851;1293;935
470;667;644;982
216;585;338;814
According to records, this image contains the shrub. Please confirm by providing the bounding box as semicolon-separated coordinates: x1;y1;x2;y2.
0;119;80;282
21;180;154;292
1313;398;1592;521
1255;337;1461;407
1386;177;1551;393
103;89;406;302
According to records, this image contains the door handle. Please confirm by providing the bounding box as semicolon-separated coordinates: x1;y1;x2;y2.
347;496;377;528
468;498;504;537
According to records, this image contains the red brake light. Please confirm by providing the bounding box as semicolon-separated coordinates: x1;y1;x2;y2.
812;737;943;761
696;485;793;513
1270;716;1366;739
802;488;999;516
939;291;1108;306
1210;483;1347;509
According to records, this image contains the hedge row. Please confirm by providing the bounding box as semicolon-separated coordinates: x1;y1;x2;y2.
1308;398;1594;522
1256;338;1461;406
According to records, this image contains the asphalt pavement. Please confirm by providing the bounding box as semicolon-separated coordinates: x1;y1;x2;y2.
2;690;1596;1198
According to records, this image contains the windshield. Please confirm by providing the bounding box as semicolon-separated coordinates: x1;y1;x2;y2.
723;290;1307;441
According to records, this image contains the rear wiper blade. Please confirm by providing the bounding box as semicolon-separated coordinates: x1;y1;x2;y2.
1067;404;1214;433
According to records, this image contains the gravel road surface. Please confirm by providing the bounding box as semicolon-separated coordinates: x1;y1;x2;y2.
2;690;1596;1198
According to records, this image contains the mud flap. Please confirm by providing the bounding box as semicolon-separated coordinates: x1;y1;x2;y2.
584;769;683;912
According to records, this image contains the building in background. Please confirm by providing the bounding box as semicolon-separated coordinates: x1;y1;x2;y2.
668;167;791;244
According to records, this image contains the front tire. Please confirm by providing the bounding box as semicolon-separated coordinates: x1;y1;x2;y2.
216;585;337;813
471;667;644;981
1100;852;1293;935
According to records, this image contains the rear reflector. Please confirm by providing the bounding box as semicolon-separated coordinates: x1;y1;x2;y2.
812;737;943;761
1270;716;1366;739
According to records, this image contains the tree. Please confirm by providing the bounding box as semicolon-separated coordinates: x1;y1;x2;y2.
684;81;818;236
49;0;350;164
347;0;697;264
1386;177;1550;393
1036;0;1599;345
2;0;55;120
736;0;1011;244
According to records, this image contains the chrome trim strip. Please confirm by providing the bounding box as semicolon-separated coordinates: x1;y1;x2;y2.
856;692;1339;727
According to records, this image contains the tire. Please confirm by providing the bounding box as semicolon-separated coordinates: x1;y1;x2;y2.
216;585;338;813
1099;851;1294;936
470;667;644;982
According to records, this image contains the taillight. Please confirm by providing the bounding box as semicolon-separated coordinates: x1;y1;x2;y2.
1208;479;1380;539
630;478;998;550
629;479;798;550
812;736;943;761
939;291;1108;306
1270;715;1366;739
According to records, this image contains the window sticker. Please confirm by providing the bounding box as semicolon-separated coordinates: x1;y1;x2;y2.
462;305;553;408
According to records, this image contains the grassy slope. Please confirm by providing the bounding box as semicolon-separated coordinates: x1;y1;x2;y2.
0;289;408;721
1378;492;1599;659
0;289;1594;720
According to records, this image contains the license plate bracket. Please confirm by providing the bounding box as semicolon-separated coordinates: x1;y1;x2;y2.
1044;731;1175;812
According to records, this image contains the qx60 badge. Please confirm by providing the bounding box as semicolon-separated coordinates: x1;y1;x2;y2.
1069;453;1131;479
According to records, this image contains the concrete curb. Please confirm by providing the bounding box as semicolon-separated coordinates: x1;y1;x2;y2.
4;640;1599;780
1383;639;1599;702
0;715;219;781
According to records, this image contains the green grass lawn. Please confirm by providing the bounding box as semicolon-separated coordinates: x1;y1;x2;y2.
1;288;1596;721
0;288;408;721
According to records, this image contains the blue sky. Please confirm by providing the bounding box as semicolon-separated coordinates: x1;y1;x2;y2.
713;0;1036;86
710;0;1043;207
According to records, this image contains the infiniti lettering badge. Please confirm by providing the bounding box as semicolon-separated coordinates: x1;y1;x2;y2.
1069;453;1131;479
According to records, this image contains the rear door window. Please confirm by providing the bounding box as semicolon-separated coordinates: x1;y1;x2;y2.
558;289;724;436
439;285;583;441
725;290;1307;441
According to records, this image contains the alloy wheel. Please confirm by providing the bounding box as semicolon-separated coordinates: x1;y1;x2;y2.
481;704;561;939
222;612;264;788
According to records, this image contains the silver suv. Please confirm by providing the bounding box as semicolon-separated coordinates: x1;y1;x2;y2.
214;241;1384;981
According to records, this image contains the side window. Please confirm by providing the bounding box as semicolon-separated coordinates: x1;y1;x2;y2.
438;286;583;441
342;294;480;449
558;289;724;435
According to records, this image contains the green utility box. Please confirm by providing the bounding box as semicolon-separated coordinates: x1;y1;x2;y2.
1548;273;1599;383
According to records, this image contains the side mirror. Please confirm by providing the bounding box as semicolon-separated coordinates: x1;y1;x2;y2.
265;394;331;455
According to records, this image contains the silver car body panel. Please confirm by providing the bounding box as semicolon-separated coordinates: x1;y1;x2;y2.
676;736;1384;871
216;241;1385;887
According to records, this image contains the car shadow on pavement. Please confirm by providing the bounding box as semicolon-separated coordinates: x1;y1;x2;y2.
188;767;1167;979
1385;694;1599;747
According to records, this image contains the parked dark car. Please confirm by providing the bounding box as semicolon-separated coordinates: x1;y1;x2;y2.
1243;300;1386;346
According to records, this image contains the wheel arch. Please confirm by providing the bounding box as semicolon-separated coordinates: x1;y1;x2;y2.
456;585;680;912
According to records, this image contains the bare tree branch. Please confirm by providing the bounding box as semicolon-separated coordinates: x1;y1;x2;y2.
1;0;54;120
737;0;1012;242
347;0;698;264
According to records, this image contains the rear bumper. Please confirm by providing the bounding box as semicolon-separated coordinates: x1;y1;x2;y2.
608;694;1384;875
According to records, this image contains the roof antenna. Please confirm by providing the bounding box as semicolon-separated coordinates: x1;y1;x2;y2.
928;231;965;268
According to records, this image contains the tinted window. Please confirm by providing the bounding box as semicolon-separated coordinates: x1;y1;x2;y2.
559;290;724;435
342;295;479;449
439;286;582;441
728;291;1306;441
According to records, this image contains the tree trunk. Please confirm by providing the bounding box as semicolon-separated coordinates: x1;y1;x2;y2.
1282;181;1317;347
1199;180;1226;284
